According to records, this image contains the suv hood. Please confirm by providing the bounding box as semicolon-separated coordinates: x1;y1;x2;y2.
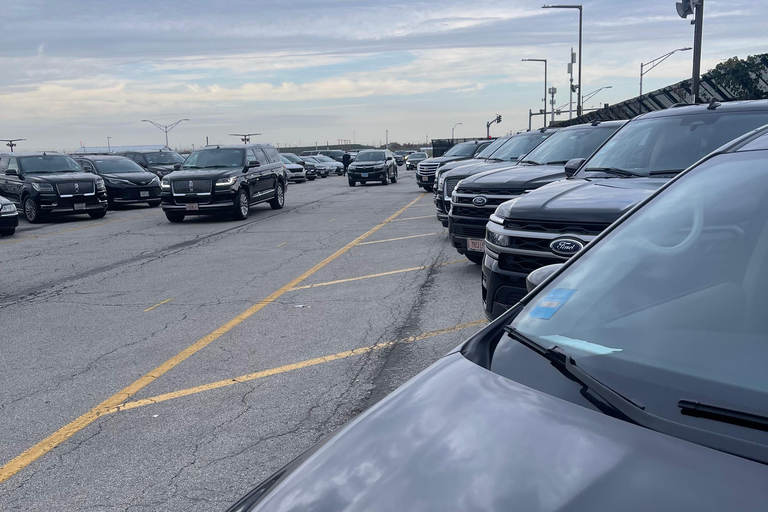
241;354;767;512
456;164;567;191
148;164;178;171
506;177;667;223
101;172;157;184
26;172;97;183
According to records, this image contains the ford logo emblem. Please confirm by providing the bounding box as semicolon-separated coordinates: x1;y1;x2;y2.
473;196;487;206
550;238;584;257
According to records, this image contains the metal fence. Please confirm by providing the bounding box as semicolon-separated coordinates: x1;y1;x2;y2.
431;138;490;157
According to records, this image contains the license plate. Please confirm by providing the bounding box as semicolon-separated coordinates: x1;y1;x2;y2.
185;203;199;211
140;191;149;197
74;203;86;211
361;173;368;177
422;176;429;182
467;238;485;252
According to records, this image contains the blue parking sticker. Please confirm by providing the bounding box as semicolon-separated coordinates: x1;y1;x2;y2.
529;289;576;319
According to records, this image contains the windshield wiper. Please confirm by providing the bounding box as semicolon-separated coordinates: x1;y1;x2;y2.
583;167;641;177
679;400;768;432
544;160;570;166
183;165;201;169
485;158;504;162
648;169;684;176
519;160;541;166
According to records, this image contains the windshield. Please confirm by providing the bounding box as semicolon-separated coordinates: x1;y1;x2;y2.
492;132;553;161
355;151;386;162
579;111;768;177
509;150;768;445
19;155;82;173
145;152;184;165
182;149;244;169
411;153;427;158
317;155;335;163
476;137;510;159
521;126;621;165
93;159;146;174
282;153;302;163
443;143;478;157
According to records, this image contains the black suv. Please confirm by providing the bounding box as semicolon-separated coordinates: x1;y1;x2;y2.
435;130;557;227
0;152;108;223
482;100;768;319
119;149;185;178
416;140;492;191
73;155;161;208
449;121;624;264
405;152;427;170
347;149;398;186
160;144;287;222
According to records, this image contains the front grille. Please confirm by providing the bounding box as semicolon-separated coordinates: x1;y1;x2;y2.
444;178;462;198
499;253;562;274
452;206;492;218
172;179;212;194
418;162;440;175
457;189;525;197
56;182;94;195
453;225;486;238
504;219;610;236
454;194;520;207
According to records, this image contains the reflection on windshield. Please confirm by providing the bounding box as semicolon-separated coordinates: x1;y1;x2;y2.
511;152;768;417
443;144;477;157
182;149;244;169
20;156;82;173
521;127;620;165
355;152;386;162
94;159;146;174
476;138;510;159
492;133;552;161
145;152;184;165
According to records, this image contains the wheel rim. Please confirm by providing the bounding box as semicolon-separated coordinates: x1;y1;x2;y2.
277;185;284;205
24;199;36;221
239;191;249;216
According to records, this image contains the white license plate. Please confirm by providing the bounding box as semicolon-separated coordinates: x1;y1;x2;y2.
185;203;199;211
140;191;150;197
467;238;485;252
361;173;368;177
422;176;429;182
74;203;86;211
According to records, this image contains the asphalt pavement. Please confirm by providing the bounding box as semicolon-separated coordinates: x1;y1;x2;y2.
0;166;487;511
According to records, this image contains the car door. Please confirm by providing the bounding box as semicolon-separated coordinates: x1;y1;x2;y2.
4;157;23;205
252;148;273;195
244;149;261;202
265;147;283;188
0;157;9;200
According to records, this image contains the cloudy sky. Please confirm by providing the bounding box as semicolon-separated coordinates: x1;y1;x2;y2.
0;0;764;151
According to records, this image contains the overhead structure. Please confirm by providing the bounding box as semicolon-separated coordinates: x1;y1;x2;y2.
0;139;25;153
141;119;190;148
230;133;262;144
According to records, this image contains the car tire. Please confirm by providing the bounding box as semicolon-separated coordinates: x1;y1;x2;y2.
0;228;15;236
348;179;356;187
424;185;433;192
89;208;107;219
147;199;161;207
381;173;389;186
23;196;45;223
233;188;251;220
269;182;285;210
166;212;185;223
391;170;398;183
308;176;316;181
465;252;484;264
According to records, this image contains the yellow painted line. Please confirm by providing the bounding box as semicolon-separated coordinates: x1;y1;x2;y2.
144;298;174;312
288;259;465;291
109;319;487;413
0;193;427;485
357;232;439;246
391;215;434;222
0;218;128;245
277;242;287;247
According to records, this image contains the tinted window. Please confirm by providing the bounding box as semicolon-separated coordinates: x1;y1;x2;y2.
355;151;386;162
265;147;281;163
93;158;146;174
282;153;302;164
182;149;245;169
443;143;478;157
19;155;81;173
144;152;184;165
476;137;510;159
492;132;553;161
253;149;270;164
521;126;621;165
580;111;768;177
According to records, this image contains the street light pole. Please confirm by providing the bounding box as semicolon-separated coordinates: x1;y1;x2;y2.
640;47;692;96
141;118;189;148
107;137;112;153
542;5;582;116
451;122;462;142
522;58;547;128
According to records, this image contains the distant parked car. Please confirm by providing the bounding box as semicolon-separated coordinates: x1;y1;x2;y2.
347;149;398;186
280;154;307;182
0;194;19;236
73;155;161;208
406;152;427;170
281;153;306;167
303;157;331;178
310;155;344;175
416;140;492;191
118;149;185;178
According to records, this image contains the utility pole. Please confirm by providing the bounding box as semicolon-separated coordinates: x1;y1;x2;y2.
385;130;389;149
568;48;576;119
141;118;189;148
0;139;25;153
542;5;583;115
676;0;704;102
549;87;557;124
107;137;112;153
523;58;547;128
486;114;502;138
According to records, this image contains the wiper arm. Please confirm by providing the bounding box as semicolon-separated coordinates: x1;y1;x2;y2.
544;160;570;166
182;165;201;169
648;169;684;176
519;160;540;166
485;158;504;162
583;167;641;177
679;400;768;432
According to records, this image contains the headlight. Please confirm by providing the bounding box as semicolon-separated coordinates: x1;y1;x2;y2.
161;178;171;190
374;164;385;169
486;230;510;247
489;198;522;224
149;176;160;185
1;203;16;213
437;173;445;188
215;176;237;187
105;177;131;185
31;183;54;192
95;178;106;192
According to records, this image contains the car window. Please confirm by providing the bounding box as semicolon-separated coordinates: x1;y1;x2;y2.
93;158;145;173
476;137;510;159
7;158;19;172
19;155;81;173
79;160;96;172
521;126;621;165
443;143;478;157
183;149;245;169
265;147;281;163
246;149;258;165
253;149;270;165
493;132;553;161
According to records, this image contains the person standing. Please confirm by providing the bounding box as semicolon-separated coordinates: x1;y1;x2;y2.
342;152;352;176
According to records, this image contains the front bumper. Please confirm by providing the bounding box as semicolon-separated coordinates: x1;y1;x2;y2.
349;170;386;180
287;171;307;181
36;192;108;216
161;188;237;215
415;172;435;186
0;212;19;229
434;196;449;227
107;185;161;203
448;215;488;255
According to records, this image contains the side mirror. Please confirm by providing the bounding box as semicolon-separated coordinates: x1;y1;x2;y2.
173;163;181;170
526;264;564;293
248;161;260;168
564;158;586;178
5;168;19;176
386;156;393;161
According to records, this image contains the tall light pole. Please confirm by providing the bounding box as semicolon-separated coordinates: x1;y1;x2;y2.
141;119;189;148
0;139;25;153
107;137;112;153
542;5;582;116
522;58;547;128
640;47;692;95
582;85;612;105
385;130;389;149
676;0;704;103
451;122;462;142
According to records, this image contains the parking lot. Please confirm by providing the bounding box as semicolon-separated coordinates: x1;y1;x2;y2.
0;166;486;511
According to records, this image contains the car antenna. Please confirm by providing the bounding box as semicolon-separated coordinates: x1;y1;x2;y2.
707;98;721;110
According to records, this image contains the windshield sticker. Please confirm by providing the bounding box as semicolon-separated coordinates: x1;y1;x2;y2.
541;335;622;355
529;289;576;319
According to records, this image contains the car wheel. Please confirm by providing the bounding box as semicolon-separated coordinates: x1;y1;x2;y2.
233;188;250;220
270;182;285;210
147;199;161;207
391;170;398;183
348;178;356;187
0;228;15;236
381;172;389;186
89;208;107;219
308;176;316;181
166;212;185;223
465;252;484;264
23;196;44;223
